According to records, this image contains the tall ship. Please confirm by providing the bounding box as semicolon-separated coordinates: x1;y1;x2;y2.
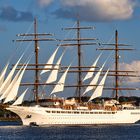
1;19;140;126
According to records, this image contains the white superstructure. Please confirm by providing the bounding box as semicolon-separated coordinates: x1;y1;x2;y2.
6;105;140;126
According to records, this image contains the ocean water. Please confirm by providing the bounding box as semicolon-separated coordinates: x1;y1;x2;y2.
0;122;140;140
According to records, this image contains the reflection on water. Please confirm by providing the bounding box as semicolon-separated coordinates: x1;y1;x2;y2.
0;122;140;140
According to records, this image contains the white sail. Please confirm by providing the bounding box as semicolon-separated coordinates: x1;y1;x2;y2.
0;62;9;87
40;46;59;74
12;88;28;106
50;64;71;95
45;51;64;84
88;69;109;102
0;60;26;101
82;60;106;96
0;55;23;96
4;61;29;103
0;66;22;100
83;53;102;81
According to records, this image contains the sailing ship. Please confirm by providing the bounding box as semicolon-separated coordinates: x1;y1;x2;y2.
1;18;140;126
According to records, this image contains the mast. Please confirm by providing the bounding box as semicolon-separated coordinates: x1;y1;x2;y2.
77;20;82;102
97;30;137;100
16;18;54;104
34;18;39;104
59;20;96;102
115;30;119;99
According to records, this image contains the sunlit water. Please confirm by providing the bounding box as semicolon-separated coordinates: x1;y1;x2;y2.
0;122;140;140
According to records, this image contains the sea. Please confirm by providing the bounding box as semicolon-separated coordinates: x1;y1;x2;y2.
0;121;140;140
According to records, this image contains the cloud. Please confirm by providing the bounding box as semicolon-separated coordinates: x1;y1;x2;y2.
53;0;136;22
119;61;140;83
38;0;53;7
0;6;34;22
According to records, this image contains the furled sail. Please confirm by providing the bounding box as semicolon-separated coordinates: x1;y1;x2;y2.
83;53;102;81
45;51;65;84
4;61;29;103
0;62;9;87
12;88;28;106
82;60;106;96
50;64;71;95
88;69;109;102
0;55;23;96
40;46;59;74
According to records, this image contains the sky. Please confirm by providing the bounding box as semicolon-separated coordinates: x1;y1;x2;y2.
0;0;140;97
